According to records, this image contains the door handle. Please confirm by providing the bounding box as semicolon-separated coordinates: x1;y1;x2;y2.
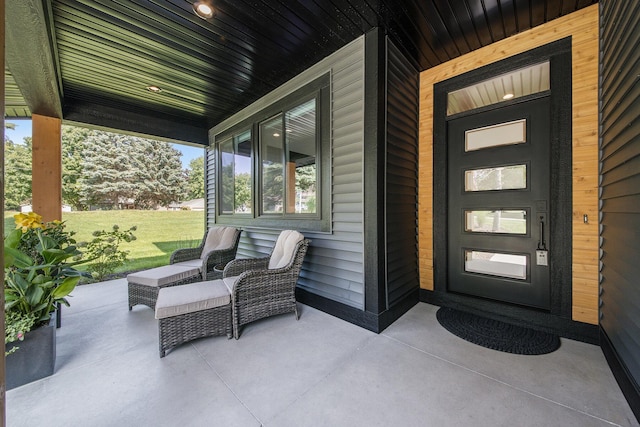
537;214;547;250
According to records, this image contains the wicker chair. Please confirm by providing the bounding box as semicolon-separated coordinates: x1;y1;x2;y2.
170;226;242;280
222;230;310;339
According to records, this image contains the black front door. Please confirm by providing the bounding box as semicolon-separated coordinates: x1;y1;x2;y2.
447;97;551;309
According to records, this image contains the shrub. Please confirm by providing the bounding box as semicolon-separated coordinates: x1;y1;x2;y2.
84;225;137;282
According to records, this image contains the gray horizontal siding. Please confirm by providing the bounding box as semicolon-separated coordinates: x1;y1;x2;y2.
600;0;640;405
385;39;419;307
207;37;365;309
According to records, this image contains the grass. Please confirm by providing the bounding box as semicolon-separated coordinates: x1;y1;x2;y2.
4;210;205;280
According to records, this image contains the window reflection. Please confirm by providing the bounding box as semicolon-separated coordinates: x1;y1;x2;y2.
219;130;252;214
285;99;317;214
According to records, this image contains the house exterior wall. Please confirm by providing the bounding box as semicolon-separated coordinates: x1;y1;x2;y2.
600;0;640;418
206;37;366;309
418;5;599;325
385;39;419;308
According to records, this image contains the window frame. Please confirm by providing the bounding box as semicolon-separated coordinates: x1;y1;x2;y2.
213;73;331;232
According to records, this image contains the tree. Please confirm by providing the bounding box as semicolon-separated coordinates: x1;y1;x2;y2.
61;125;91;210
132;139;187;208
80;132;140;208
79;131;187;209
186;155;205;200
4;138;32;210
235;172;252;212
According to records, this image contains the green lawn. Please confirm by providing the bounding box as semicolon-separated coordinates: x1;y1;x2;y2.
4;209;205;279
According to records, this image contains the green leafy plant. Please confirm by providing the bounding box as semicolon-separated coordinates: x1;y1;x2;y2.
85;225;137;282
5;311;36;356
4;212;89;351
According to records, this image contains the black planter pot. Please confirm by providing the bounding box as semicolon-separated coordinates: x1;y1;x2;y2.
5;317;56;390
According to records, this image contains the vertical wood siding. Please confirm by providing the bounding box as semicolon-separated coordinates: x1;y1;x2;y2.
206;37;366;309
386;40;419;307
418;5;599;324
600;0;640;395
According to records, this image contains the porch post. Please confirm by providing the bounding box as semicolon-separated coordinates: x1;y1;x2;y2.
32;114;62;221
1;0;6;423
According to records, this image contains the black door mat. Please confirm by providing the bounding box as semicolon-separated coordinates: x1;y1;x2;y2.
436;307;560;355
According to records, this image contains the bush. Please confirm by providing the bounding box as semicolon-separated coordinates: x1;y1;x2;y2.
84;225;137;282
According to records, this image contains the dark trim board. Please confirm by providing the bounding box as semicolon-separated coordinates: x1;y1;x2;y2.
601;328;640;422
420;289;599;344
297;288;419;333
64;100;209;145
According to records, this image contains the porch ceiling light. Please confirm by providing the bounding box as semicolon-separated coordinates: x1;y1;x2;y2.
502;93;514;100
146;85;163;93
193;1;215;19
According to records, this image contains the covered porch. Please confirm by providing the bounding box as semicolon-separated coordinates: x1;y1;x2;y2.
3;0;640;423
7;280;636;426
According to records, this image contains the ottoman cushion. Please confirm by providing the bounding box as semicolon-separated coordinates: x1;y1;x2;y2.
172;259;205;272
155;280;231;319
127;265;200;287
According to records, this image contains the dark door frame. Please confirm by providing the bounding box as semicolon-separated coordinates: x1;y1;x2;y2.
447;97;552;309
427;38;596;341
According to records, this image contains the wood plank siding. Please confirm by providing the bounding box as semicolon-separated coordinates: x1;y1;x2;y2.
418;5;599;325
207;37;366;309
600;0;640;417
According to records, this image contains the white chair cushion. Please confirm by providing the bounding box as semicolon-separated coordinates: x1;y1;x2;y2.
201;227;238;259
173;259;204;272
222;276;240;293
155;280;231;319
268;230;304;269
127;265;200;287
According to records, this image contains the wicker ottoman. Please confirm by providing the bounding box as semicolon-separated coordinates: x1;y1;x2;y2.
127;265;202;310
155;280;232;357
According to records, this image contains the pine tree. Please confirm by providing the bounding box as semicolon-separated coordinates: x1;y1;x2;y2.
80;132;139;208
132;139;186;208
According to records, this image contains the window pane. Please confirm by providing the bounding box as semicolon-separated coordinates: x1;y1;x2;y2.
465;210;527;234
234;131;252;213
219;131;252;215
261;115;284;213
285;99;317;214
219;138;234;214
465;119;526;151
447;61;550;116
465;250;527;280
465;164;527;191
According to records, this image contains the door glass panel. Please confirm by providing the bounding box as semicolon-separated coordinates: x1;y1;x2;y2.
465;210;527;234
465;250;527;280
447;61;550;116
465;119;526;151
465;164;527;191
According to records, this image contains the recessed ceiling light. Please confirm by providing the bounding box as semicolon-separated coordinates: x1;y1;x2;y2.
273;133;280;137
146;85;162;93
502;93;514;100
193;1;215;19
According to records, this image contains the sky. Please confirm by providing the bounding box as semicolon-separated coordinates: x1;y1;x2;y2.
4;119;205;169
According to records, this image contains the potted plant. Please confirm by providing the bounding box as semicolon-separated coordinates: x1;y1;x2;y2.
4;212;88;389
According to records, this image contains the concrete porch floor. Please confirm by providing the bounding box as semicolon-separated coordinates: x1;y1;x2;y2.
7;279;639;426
